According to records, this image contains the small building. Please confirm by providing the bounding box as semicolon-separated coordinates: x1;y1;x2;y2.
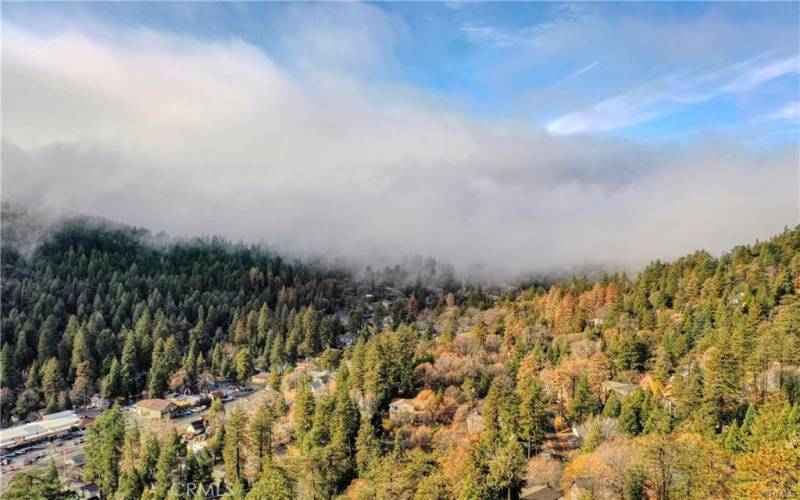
64;480;101;500
251;371;271;385
90;394;110;410
134;399;174;420
168;393;204;409
67;454;86;467
307;370;330;383
310;379;328;398
388;399;417;423
601;381;637;399
186;419;206;435
520;484;562;500
466;409;485;435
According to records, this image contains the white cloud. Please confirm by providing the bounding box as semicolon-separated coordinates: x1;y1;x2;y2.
547;53;800;136
764;101;800;122
2;22;797;280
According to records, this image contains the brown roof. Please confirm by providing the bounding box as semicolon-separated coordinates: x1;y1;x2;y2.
520;484;561;500
136;399;173;412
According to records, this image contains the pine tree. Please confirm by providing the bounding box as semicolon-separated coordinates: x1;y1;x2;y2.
234;348;254;384
37;315;59;362
249;401;274;472
120;330;138;396
41;357;64;412
153;430;181;497
486;431;527;500
294;375;316;444
619;392;643;436
246;460;295;500
603;391;622;417
568;374;600;424
137;432;160;485
103;357;123;400
84;405;126;495
355;416;380;475
223;405;248;485
147;338;169;397
703;339;742;430
517;378;547;458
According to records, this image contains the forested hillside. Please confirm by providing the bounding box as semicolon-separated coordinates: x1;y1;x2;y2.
2;213;799;499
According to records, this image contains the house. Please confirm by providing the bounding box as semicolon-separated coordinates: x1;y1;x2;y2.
134;399;174;419
307;370;330;383
90;394;110;410
601;381;637;399
64;480;101;500
310;379;328;398
388;399;417;423
67;454;86;467
520;484;562;500
466;409;485;435
251;371;271;385
186;419;206;435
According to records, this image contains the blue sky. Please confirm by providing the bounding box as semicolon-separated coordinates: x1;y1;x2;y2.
2;2;799;276
5;1;798;147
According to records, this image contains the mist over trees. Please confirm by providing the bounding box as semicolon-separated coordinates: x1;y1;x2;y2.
2;207;799;499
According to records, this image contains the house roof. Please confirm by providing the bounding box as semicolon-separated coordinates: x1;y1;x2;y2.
0;411;81;448
136;399;173;412
602;381;637;395
389;399;415;408
520;484;561;500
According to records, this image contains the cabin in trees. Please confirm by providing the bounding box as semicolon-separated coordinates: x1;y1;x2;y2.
90;394;110;410
134;399;174;420
251;371;271;385
185;419;206;435
601;381;637;399
466;408;485;435
520;484;562;500
389;399;418;423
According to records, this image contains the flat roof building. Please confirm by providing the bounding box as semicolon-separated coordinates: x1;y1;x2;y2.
0;410;81;450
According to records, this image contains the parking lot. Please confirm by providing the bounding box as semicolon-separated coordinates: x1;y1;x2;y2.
0;430;86;493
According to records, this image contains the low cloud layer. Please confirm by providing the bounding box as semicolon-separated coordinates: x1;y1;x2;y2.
2;21;798;280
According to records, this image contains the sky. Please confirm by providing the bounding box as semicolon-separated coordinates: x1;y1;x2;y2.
2;2;799;279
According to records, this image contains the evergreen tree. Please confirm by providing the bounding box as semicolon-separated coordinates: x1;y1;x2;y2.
223;406;248;486
568;374;600;424
120;330;138;396
41;357;64;412
294;375;316;443
84;405;126;495
517;378;547;458
249;401;275;472
603;391;622;417
103;357;123;400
